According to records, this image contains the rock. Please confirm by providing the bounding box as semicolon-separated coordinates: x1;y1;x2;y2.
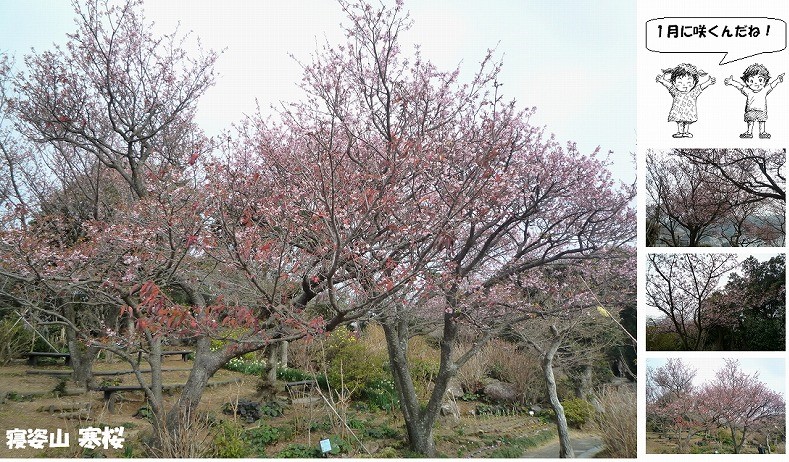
483;380;517;403
446;377;464;399
365;441;381;454
440;400;460;421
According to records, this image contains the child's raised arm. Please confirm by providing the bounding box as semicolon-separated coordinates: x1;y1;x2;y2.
700;75;716;90
768;73;785;91
655;73;672;89
724;75;744;90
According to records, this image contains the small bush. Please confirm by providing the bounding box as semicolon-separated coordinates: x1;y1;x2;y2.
147;412;212;458
326;326;388;398
362;423;401;439
212;420;248;458
0;317;34;365
275;443;321;458
243;424;292;455
222;399;263;423
363;377;399;410
561;398;595;428
377;446;401;458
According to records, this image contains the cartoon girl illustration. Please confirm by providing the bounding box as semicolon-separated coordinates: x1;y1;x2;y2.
724;63;784;139
656;63;715;138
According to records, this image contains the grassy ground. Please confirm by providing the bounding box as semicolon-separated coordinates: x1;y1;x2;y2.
646;431;786;455
0;358;575;458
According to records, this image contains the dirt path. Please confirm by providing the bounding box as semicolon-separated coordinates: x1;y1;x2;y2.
522;430;604;458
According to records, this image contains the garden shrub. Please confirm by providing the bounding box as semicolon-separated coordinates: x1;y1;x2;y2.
243;424;292;455
212;420;248;458
0;317;34;365
561;398;595;428
325;326;388;398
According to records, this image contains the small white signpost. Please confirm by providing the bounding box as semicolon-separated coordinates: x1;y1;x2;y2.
320;438;332;455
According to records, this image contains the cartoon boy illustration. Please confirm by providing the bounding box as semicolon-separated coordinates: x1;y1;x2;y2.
725;63;784;139
656;63;715;138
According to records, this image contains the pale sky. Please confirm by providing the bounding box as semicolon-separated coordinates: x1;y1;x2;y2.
0;0;635;183
647;357;785;398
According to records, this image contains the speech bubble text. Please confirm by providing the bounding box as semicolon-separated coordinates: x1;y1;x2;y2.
646;17;787;64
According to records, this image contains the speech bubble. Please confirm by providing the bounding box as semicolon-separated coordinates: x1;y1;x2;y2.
646;17;787;64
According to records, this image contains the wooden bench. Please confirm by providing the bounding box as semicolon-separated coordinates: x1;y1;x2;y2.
285;379;318;392
23;352;71;366
161;350;192;361
135;350;193;364
99;384;181;413
99;378;240;413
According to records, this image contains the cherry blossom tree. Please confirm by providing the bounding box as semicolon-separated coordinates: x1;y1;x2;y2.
646;150;735;246
646;359;706;452
214;0;635;454
648;358;786;454
673;148;785;203
516;252;635;458
698;359;785;454
647;149;786;247
2;0;635;455
0;0;239;442
646;253;739;350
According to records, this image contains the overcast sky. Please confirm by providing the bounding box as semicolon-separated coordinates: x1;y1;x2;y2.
647;357;785;398
0;0;635;182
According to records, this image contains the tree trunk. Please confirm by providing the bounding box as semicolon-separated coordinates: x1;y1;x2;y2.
382;315;462;457
542;326;575;458
279;341;288;368
63;302;97;389
267;345;278;383
543;356;575;458
163;336;222;437
572;364;593;399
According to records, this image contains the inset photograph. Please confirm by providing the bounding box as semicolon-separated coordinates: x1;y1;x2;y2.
646;357;785;455
646;148;785;247
646;252;785;351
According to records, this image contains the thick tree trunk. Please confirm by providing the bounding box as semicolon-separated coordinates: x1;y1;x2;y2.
68;340;99;390
163;336;222;436
381;319;439;456
381;312;462;457
572;364;593;399
63;303;97;389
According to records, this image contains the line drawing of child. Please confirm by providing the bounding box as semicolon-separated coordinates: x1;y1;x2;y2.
656;63;716;138
724;63;784;139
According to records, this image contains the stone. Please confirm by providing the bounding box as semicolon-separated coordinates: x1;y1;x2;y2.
440;400;460;421
445;377;464;399
364;441;381;454
483;380;517;403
